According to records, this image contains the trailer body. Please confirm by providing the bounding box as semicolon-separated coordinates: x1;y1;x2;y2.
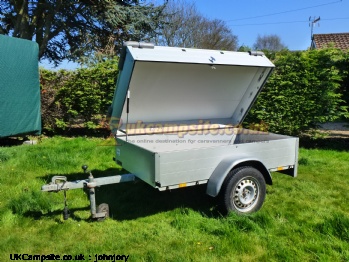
110;43;298;196
116;131;298;192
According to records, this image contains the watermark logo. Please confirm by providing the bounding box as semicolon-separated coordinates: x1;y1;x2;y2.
107;117;269;138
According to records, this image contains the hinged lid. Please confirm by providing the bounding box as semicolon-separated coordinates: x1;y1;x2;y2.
110;43;274;135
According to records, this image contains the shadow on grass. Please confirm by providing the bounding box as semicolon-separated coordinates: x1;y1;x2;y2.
42;127;111;138
0;128;111;148
32;168;221;222
23;207;90;222
300;136;349;151
0;137;28;147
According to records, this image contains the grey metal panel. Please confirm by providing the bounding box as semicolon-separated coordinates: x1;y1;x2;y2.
158;149;226;186
128;46;275;67
122;132;235;152
120;132;298;187
235;132;287;143
235;137;298;169
110;51;135;133
116;138;156;186
118;119;235;137
294;138;299;177
231;67;273;125
111;45;274;133
154;153;161;184
120;131;295;154
119;62;271;129
116;132;297;189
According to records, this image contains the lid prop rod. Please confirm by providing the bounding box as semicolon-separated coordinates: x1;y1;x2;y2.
126;90;130;142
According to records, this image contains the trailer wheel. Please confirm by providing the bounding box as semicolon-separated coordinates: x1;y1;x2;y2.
221;166;266;214
97;203;109;222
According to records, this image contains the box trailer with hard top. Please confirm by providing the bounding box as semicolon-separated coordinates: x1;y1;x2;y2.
41;42;298;220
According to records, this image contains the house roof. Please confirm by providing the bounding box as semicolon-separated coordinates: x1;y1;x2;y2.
311;33;349;50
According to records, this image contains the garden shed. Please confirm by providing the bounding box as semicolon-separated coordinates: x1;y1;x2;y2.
0;35;41;138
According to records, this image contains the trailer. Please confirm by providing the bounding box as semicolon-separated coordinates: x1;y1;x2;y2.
42;42;298;220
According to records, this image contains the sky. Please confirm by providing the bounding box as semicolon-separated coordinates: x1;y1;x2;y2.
43;0;349;69
194;0;349;50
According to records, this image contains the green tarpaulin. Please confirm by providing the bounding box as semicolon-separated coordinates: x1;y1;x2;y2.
0;35;41;138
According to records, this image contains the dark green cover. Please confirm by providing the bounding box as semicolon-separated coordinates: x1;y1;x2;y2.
0;35;41;138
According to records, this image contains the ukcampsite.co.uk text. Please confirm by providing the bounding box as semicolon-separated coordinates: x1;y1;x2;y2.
9;253;129;262
109;119;268;138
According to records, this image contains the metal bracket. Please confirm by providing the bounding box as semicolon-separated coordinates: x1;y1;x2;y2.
249;51;265;56
46;176;68;192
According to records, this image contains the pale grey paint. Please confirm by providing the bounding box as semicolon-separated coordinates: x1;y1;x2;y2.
110;45;274;133
110;50;135;133
116;132;298;190
127;46;274;67
206;155;270;197
117;62;273;131
110;45;297;197
116;138;157;187
41;174;135;192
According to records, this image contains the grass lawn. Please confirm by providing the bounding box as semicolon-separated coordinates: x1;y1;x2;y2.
0;136;348;261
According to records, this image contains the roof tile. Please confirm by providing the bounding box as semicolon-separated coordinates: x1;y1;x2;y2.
312;33;349;50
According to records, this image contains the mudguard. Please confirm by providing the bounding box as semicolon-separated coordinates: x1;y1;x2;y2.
206;155;272;197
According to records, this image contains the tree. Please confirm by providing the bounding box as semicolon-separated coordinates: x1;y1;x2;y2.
156;0;198;47
157;0;238;50
253;34;287;51
198;19;238;50
238;45;251;52
0;0;167;64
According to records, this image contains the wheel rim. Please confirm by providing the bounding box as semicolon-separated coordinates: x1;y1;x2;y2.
232;176;260;212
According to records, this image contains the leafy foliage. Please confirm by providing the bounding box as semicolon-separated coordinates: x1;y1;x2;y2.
335;50;349;109
58;58;118;129
238;45;252;52
40;69;72;131
245;48;349;136
40;58;118;132
0;0;167;64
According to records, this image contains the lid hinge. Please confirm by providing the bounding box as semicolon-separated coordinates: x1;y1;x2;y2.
119;41;155;70
249;51;265;56
124;41;155;49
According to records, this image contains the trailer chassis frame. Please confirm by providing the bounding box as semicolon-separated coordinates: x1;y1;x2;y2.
41;166;135;221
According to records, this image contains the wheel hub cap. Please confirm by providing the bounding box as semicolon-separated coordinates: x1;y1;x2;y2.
233;178;259;211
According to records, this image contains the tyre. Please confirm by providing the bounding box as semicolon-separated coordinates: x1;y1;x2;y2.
97;203;109;222
220;166;266;214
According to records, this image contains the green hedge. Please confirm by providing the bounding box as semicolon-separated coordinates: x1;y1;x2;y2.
245;48;349;136
40;58;118;133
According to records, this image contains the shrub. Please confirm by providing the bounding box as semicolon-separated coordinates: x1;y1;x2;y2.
56;58;118;129
245;48;349;136
40;58;118;133
40;69;72;132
